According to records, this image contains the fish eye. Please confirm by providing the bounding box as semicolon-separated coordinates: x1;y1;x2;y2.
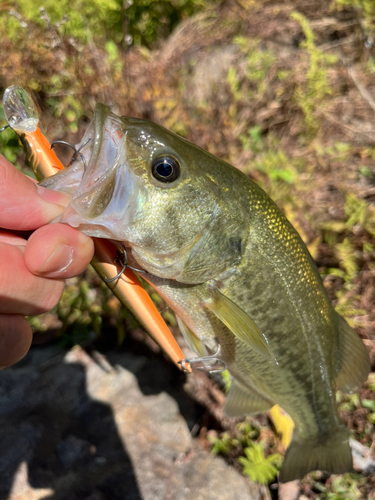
151;155;180;183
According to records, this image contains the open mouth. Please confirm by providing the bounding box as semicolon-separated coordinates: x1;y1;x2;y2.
40;103;123;205
40;104;139;240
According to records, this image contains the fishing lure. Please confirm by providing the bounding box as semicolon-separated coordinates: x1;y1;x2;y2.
1;86;190;372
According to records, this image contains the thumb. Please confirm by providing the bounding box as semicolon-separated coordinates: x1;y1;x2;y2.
0;154;71;231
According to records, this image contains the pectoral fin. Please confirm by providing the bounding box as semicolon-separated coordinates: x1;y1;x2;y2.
334;313;370;393
224;379;273;417
176;316;208;357
204;289;276;362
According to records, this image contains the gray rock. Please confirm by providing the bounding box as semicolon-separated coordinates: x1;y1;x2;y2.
1;346;260;500
185;46;238;107
350;438;375;474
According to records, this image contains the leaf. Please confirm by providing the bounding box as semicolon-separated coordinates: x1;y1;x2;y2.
238;442;282;484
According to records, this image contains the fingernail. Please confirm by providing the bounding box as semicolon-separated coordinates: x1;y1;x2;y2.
37;243;74;276
36;185;72;208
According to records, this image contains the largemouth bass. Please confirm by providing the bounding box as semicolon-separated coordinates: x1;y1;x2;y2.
41;104;370;482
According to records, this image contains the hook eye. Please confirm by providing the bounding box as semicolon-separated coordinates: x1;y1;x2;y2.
104;244;145;284
178;338;226;374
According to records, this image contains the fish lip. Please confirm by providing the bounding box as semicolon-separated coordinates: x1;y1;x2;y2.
89;103;122;174
65;103;126;214
89;103;108;172
38;104;115;197
43;103;144;241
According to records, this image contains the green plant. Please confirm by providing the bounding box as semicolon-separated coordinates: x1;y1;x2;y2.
238;441;282;484
314;141;352;162
333;237;358;283
227;67;242;102
344;194;375;237
3;0;119;43
235;36;275;88
361;399;375;424
239;125;264;153
0;106;23;168
366;373;375;391
3;0;214;47
221;369;232;392
240;128;302;192
333;291;365;321
208;431;234;456
231;36;276;99
105;40;122;75
291;12;337;135
208;420;260;457
332;0;375;43
28;269;130;348
255;148;298;184
53;278;103;345
235;420;259;448
125;0;214;47
316;473;365;500
336;391;360;412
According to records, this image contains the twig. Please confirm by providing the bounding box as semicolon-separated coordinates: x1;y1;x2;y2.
348;66;375;115
319;34;357;52
319;109;375;144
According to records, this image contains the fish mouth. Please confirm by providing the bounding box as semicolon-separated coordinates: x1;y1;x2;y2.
40;103;141;240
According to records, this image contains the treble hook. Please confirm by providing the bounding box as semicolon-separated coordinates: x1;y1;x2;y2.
178;338;226;374
50;137;91;171
104;244;146;283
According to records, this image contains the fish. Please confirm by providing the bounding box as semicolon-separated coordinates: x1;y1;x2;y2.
41;103;370;482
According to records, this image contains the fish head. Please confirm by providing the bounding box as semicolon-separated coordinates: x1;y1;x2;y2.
41;104;248;282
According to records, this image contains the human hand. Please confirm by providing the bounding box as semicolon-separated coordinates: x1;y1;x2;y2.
0;153;94;368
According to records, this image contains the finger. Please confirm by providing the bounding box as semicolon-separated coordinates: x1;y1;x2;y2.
0;243;65;315
25;224;94;279
0;230;27;246
0;154;71;231
0;315;32;369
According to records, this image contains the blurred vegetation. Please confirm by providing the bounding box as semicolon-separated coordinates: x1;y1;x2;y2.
333;0;375;43
208;419;283;485
1;0;375;497
3;0;213;46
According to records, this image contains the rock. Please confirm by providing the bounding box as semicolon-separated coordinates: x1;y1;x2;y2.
350;439;375;474
7;462;54;500
278;480;300;500
185;46;238;107
0;345;261;500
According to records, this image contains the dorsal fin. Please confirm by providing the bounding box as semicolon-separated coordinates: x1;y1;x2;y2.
334;313;370;393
